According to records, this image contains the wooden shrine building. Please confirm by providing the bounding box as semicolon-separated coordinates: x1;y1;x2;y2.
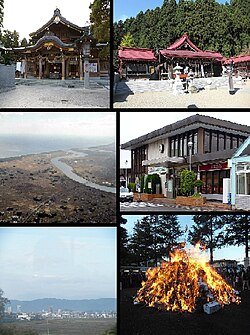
118;34;224;79
14;8;107;80
118;47;157;79
159;34;224;79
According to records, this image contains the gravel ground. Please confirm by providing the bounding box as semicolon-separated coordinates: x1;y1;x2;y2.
114;80;250;108
0;84;110;108
120;287;250;335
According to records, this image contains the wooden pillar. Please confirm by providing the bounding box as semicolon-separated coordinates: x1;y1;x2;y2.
61;55;65;80
38;56;42;79
23;57;27;79
84;56;90;89
66;58;69;79
79;54;83;80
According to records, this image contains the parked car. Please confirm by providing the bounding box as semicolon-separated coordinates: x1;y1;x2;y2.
120;187;134;202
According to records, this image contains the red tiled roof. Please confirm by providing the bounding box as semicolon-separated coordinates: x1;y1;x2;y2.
159;49;223;60
167;34;202;52
224;55;250;64
118;47;157;61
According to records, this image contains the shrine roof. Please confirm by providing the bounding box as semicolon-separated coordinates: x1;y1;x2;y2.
30;8;87;37
160;34;223;60
159;48;223;60
223;54;250;64
14;34;75;52
118;47;157;61
167;34;202;52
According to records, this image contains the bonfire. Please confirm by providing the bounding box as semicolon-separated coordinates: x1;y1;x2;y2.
136;244;240;313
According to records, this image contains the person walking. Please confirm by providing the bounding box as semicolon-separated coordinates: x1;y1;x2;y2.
242;269;250;290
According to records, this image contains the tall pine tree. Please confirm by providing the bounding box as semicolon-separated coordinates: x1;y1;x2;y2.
222;214;250;259
188;215;226;263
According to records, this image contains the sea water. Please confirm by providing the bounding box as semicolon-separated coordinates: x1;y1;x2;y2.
0;135;111;159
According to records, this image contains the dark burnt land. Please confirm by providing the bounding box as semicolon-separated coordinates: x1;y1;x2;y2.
120;287;250;335
0;151;116;224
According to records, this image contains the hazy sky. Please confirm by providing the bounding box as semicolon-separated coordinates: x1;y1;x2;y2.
0;227;116;301
120;112;250;167
122;215;245;264
3;0;93;40
0;112;115;139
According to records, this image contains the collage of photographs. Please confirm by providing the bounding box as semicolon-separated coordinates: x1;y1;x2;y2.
0;1;250;335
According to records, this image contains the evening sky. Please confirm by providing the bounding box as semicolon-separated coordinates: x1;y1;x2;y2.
0;227;116;300
122;215;245;264
114;0;228;22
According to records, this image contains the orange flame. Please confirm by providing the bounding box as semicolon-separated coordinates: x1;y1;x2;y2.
136;244;240;313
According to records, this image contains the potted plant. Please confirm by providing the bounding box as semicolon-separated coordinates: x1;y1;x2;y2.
176;169;206;206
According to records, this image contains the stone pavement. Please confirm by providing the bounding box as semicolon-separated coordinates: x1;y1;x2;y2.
0;78;110;108
114;77;250;108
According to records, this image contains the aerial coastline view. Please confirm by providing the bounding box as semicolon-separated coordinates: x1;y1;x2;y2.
0;112;116;224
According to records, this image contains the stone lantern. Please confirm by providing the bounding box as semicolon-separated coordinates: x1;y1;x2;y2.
173;63;184;95
83;41;91;89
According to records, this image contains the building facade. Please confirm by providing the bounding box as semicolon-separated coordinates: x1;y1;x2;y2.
121;114;250;200
14;8;108;80
231;136;250;210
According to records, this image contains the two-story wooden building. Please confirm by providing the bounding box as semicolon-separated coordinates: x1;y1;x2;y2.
121;114;250;201
14;8;107;80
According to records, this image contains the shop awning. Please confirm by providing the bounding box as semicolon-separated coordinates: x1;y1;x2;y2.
118;47;157;61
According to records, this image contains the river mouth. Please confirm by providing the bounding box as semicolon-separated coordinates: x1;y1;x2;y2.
51;150;116;194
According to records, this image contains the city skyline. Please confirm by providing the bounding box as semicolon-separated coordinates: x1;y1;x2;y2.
0;227;117;300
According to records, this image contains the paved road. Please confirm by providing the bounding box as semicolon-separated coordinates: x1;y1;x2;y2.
120;201;231;212
0;80;110;108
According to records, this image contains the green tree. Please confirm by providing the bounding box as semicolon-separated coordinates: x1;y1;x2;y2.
179;169;196;196
130;215;182;266
120;32;136;47
0;0;3;30
120;216;131;265
1;29;19;48
89;0;110;58
0;289;9;319
222;214;250;259
188;215;226;263
20;37;28;47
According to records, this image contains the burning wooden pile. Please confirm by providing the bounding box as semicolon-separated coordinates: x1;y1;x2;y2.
135;244;240;313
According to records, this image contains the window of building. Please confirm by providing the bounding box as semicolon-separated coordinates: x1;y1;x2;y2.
236;163;250;195
193;132;198;154
183;136;187;156
225;134;231;150
179;137;183;157
175;137;178;156
204;131;210;153
232;136;238;149
171;139;174;157
219;133;225;151
211;132;218;152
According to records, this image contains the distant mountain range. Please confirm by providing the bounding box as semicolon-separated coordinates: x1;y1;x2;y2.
8;298;116;313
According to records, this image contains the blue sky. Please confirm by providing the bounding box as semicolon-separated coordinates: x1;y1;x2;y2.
0;228;116;300
122;215;245;264
114;0;228;22
0;112;115;138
